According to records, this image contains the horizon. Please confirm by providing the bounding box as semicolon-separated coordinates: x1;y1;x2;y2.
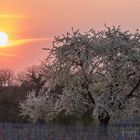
0;0;140;71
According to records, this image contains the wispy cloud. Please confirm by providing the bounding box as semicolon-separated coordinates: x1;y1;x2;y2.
0;52;18;57
5;37;53;47
0;14;27;19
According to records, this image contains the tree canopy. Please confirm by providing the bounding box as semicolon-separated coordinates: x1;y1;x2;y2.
20;26;140;124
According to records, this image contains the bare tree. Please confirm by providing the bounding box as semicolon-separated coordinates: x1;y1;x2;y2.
18;65;49;96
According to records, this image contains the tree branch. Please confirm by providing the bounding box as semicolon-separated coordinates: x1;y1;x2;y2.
132;95;140;98
127;77;140;98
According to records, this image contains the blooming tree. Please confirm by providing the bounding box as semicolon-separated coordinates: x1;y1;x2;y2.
0;68;15;87
20;91;60;122
94;26;140;125
20;26;140;125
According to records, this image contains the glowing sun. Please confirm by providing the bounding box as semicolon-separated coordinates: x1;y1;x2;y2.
0;32;8;47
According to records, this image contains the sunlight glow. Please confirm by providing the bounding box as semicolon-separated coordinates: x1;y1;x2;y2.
0;32;8;47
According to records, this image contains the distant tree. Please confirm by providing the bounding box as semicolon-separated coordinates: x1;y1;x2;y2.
0;68;15;87
20;26;140;126
18;65;49;96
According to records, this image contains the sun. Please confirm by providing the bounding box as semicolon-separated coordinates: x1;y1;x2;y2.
0;32;8;47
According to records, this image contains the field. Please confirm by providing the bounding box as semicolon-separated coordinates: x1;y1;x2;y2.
0;119;139;140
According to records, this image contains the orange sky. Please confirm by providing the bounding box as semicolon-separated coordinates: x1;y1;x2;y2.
0;0;140;71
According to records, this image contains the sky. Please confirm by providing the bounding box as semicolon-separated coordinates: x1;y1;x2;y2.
0;0;140;71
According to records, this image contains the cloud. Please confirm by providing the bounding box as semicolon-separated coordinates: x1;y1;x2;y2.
0;52;18;57
0;14;27;19
5;37;53;47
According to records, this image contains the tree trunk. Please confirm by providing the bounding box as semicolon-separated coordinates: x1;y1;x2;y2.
98;111;110;129
98;113;110;140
